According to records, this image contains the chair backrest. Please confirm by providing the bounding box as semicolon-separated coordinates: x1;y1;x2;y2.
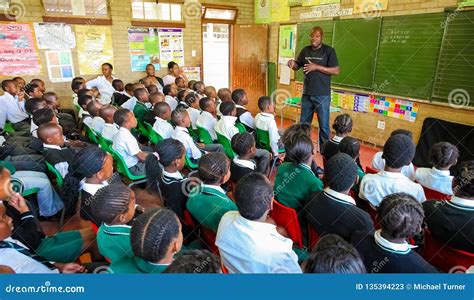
197;126;213;145
201;226;219;254
97;134;112;152
216;133;235;159
84;125;98;144
188;127;199;140
137;120;150;137
365;165;379;174
184;153;198;170
422;186;452;201
144;122;163;145
270;200;303;248
183;210;196;228
255;128;271;152
308;225;321;250
45;161;64;188
235;123;246;133
90;222;99;234
107;148;145;181
3;121;15;134
422;229;474;273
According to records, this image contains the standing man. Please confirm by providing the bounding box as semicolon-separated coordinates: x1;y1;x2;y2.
287;26;339;147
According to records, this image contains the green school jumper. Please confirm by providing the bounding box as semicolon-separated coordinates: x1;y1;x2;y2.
111;257;169;274
133;101;149;120
97;224;133;263
186;185;238;233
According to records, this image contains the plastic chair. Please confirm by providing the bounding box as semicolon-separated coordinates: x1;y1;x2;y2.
270;200;303;249
97;134;113;152
184;154;198;170
201;226;219;254
137;120;150;137
422;229;474;273
235;123;247;133
216;133;235;159
183;210;196;228
4;121;15;134
308;225;321;250
188;127;199;140
45;161;64;188
255;128;285;176
365;165;379;174
84;125;98;144
22;188;40;197
422;186;452;201
197;126;214;145
90;222;99;234
143;122;163;145
106;148;146;186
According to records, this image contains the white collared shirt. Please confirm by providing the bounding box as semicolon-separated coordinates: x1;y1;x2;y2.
236;105;255;129
81;180;108;196
373;229;416;254
112;127;141;168
172;126;202;160
216;211;302;273
43;144;69;178
152;116;174;139
450;196;474;208
102;123;119;141
202;184;226;195
324;187;356;205
163;74;177;86
86;75;116;104
187;107;201;130
165;95;178;111
30;119;38;138
196;111;217;140
82;112;93;128
162;170;184;180
255;112;280;155
91;116;106;134
233;156;256;170
332;135;344;143
0;93;29;129
371;151;415;181
415;167;453;195
215;115;238;141
359;170;426;207
72;93;78;106
121;96;138;111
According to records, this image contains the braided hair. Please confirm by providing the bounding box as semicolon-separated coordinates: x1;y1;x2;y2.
429;142;459;169
131;207;181;263
198;152;229;185
377;193;424;240
60;146;108;215
453;160;474;198
162;250;221;273
231;132;255;157
285;133;313;165
281;123;312;147
90;184;133;225
332;114;353;135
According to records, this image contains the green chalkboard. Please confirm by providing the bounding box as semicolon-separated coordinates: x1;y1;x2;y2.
332;18;381;89
295;20;334;82
373;13;445;99
432;10;474;107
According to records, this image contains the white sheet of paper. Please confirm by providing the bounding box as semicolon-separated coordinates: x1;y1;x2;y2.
279;64;291;85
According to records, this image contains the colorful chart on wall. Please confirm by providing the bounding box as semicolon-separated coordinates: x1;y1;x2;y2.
279;25;297;58
33;23;76;49
128;28;161;72
183;67;201;81
75;25;114;75
255;0;272;24
158;29;184;68
302;0;340;6
369;96;419;122
331;90;369;112
0;22;41;76
353;0;388;14
45;50;75;82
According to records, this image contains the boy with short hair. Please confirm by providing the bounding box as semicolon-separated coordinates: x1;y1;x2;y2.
215;101;238;140
196;97;218;141
99;105;118;141
30;79;46;94
163;84;178;110
86;101;105;134
255;96;283;156
111;79;130;106
43;92;77;136
175;77;187;90
37;123;74;178
71;77;86;107
231;88;255;131
0;80;29;133
193;81;206;99
142;92;165;125
152;102;174;139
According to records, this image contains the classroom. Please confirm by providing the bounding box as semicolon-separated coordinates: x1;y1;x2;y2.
0;0;473;279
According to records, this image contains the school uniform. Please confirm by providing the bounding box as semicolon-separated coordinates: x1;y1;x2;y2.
133;101;150;120
235;105;255;131
306;188;374;241
153;116;174;139
351;230;437;273
415;167;453;195
321;135;343;160
423;196;474;252
101;123;119;141
215;115;238;140
82;112;93;128
57;112;78;136
97;223;133;263
255;112;281;155
163;74;177;86
120;96;138;111
372;151;416;181
112;91;130;106
79;180;108;224
186;184;238;232
90;116;106;134
42;144;75;178
230;156;256;183
0;93;30;133
159;170;188;220
142;110;156;126
112;127;145;175
165;95;178;111
111;256;169;274
30;119;38;138
143;76;164;92
86;75;116;104
187;107;201;130
173;126;202;160
216;211;302;273
196;111;217;141
359;170;426;207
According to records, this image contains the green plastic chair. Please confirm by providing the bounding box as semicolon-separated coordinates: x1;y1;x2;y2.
137;120;150;137
188;127;199;140
197;126;214;145
143;122;163;145
216;133;235;159
4;121;15;134
22;188;40;197
97;134;113;152
235;123;247;133
74;104;81;113
256;128;285;176
45;161;64;188
184;153;198;170
106;148;146;186
84;125;99;144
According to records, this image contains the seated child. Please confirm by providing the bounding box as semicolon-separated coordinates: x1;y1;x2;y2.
339;136;365;194
351;193;437;273
321;114;352;162
196;97;218;141
303;234;366;274
112;109;150;176
164;84;178;110
216;88;232;117
204;86;218;101
423;160;474;252
92;184;136;263
111;79;130;106
32;108;57;138
231;88;255;131
43;92;77;136
359;134;425;207
30;78;46;94
306;153;373;242
176;89;189;108
152;102;174;139
142;92;165;125
132;88;151;120
24;83;43;99
216;173;301;273
71;77;86;107
255;96;283;156
185;93;201;130
372;129;416;180
13;76;26;91
38;123;74;178
215;100;238;140
186;152;237;232
0;79;29;133
112;208;183;273
172;109;224;161
86;100;105;133
230;132;264;183
415;142;459;195
187;80;196;91
25;97;47;137
175;77;187;90
147;84;158;94
163;250;221;273
77;91;94;124
124;83;134;98
99;104;118;141
193;81;205;99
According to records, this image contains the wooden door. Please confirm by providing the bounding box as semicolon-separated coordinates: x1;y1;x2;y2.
231;24;268;114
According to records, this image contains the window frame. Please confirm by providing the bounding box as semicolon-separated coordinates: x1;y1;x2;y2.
130;0;185;28
41;0;112;25
201;4;238;24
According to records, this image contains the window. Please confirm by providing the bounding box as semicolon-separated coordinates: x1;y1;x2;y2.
42;0;108;17
202;5;238;23
132;1;182;21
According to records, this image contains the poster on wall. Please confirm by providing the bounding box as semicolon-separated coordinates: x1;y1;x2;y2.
128;27;160;72
158;29;184;68
75;25;114;75
354;0;388;14
0;22;41;76
255;0;272;24
45;50;75;82
271;0;290;22
33;23;76;49
279;25;297;59
302;0;340;6
182;66;201;81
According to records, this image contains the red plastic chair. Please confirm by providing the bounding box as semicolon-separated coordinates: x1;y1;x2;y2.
365;165;379;174
422;229;474;273
308;225;320;250
201;226;219;255
90;222;99;234
270;200;303;248
183;210;196;228
422;186;452;201
367;202;380;229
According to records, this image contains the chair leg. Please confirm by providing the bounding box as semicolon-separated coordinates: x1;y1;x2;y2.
268;156;279;177
127;178;148;188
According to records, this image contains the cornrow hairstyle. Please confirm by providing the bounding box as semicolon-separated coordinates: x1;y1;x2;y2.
199;97;213;111
131;207;180;263
304;234;366;274
257;96;272;111
112;79;123;90
198;152;229;185
91;184;133;225
285;133;313;165
32;108;55;126
219;100;236;116
25;97;46;114
24;83;39;95
162;250;221;273
339;136;361;160
382;134;415;169
60;146;108;216
332;114;353;135
145;139;185;196
177;89;188;102
390;129;413;139
377;193;424;240
163;84;173;96
429;142;459;169
281;123;312;147
231;132;255;157
185;92;198;107
325;153;358;192
235;173;273;220
453;160;474;198
114;109;132;127
231;89;245;104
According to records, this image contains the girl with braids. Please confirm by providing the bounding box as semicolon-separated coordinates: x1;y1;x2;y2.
351;193;437;273
339;136;365;194
92;184;138;264
112;208;183;273
60;146;114;218
145;139;188;221
186;152;237;233
321;113;353;162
